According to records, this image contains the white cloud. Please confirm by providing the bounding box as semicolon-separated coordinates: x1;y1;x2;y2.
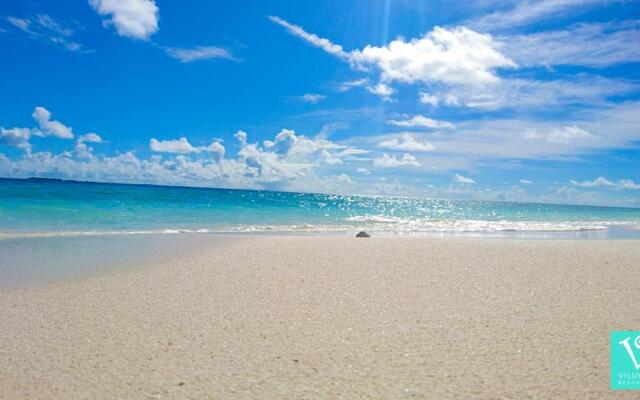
453;174;475;184
428;76;636;110
262;128;354;162
356;167;371;175
268;16;349;59
234;130;248;145
150;138;199;154
337;79;368;92
570;176;613;187
469;0;611;31
1;107;86;153
351;26;515;87
1;125;365;190
35;14;73;37
299;93;326;103
333;173;352;185
5;14;87;52
148;138;224;158
353;101;640;167
373;153;421;168
570;177;640;190
419;92;461;107
32;107;74;139
386;115;455;129
378;134;435;152
268;15;635;114
270;17;515;93
1;127;32;152
79;133;103;143
165;46;235;63
419;92;440;106
500;21;640;68
202;141;225;162
366;83;395;100
519;179;533;184
525;125;594;144
6;17;32;33
237;136;314;182
619;180;640;190
89;0;159;40
315;122;349;140
74;133;104;159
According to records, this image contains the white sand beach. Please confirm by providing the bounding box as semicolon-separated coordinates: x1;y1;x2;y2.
1;236;639;399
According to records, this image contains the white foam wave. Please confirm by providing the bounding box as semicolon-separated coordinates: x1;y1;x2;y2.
1;218;638;239
228;220;613;233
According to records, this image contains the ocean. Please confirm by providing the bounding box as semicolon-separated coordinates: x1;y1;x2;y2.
1;177;639;239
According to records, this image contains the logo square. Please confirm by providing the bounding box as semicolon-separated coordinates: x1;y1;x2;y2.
611;331;640;390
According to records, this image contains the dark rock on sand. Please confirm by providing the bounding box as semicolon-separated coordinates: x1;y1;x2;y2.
356;231;371;238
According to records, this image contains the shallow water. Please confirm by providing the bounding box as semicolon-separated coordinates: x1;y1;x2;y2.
0;233;232;287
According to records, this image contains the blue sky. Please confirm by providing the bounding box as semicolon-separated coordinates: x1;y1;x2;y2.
1;0;639;206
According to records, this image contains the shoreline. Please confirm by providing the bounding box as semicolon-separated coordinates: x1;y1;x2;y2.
2;236;640;398
1;220;640;241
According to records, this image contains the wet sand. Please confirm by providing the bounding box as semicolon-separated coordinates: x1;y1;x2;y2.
1;236;639;399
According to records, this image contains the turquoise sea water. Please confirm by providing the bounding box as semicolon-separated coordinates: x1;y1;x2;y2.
1;178;639;238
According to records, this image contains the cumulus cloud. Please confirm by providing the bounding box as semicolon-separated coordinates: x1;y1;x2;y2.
262;128;353;164
234;130;248;145
1;107;85;153
386;115;455;129
150;138;199;154
32;107;74;139
373;153;421;168
418;92;440;106
269;15;635;112
378;134;435;152
74;133;104;158
299;93;326;103
202;141;225;162
350;26;515;86
452;174;475;184
418;91;461;107
366;83;395;100
0;127;32;152
520;179;533;185
74;143;93;159
147;129;366;185
79;133;103;143
149;137;225;157
1;125;370;191
89;0;159;40
270;16;515;96
570;177;640;190
165;46;235;63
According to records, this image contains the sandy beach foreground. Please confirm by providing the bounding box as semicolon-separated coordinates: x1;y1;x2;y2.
1;236;639;399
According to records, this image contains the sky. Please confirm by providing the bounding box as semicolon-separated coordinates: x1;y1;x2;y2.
0;0;639;207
